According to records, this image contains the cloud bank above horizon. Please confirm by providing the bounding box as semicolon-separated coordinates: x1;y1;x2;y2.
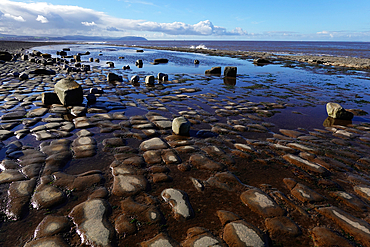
0;0;247;38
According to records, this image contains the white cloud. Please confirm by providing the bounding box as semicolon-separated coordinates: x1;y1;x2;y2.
36;15;48;23
4;13;25;22
82;21;97;26
0;0;249;37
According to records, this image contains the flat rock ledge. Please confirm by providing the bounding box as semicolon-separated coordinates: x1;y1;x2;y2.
69;198;115;247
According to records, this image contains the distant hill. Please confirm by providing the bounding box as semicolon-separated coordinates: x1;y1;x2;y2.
0;34;147;41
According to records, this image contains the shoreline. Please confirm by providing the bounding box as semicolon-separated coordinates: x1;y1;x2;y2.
0;40;75;53
2;40;370;70
124;45;370;70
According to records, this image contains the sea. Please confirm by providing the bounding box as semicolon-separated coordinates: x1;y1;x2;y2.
104;40;370;58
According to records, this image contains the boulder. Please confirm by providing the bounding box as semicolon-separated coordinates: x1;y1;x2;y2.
30;68;56;75
253;58;271;65
224;66;237;77
123;65;130;70
205;66;221;75
130;75;140;84
73;55;81;62
153;58;168;64
135;59;143;66
106;61;114;68
107;72;123;82
42;92;62;105
54;78;83;106
0;51;12;61
194;59;200;64
172;117;191;136
326;102;354;120
145;75;155;86
158;73;168;81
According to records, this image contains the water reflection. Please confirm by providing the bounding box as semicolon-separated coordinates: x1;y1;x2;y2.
323;117;352;127
223;77;236;86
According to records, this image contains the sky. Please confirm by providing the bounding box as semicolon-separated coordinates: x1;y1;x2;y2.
0;0;370;41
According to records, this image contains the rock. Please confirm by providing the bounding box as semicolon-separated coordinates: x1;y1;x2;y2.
0;169;26;184
318;206;370;247
240;189;285;218
283;178;325;203
194;59;200;64
189;154;225;171
0;51;12;61
42;92;61;105
115;215;137;236
69;199;115;247
253;58;271;65
145;75;155;86
311;226;354;247
354;184;370;203
31;184;66;209
206;172;248;192
326;102;354;120
330;191;369;212
139;137;168;151
123;65;130;70
34;215;70;239
158;72;168;81
205;66;221;75
181;227;226;247
54;78;83;106
217;210;240;226
140;233;179;247
283;154;329;175
107;72;123;82
224;66;237;77
223;220;267;247
153;58;169;64
30;68;56;75
24;235;70;247
6;179;36;220
0;129;14;140
265;216;301;237
112;174;148;196
161;188;194;220
130;75;140;84
135;59;143;65
172;117;191;136
73;55;81;62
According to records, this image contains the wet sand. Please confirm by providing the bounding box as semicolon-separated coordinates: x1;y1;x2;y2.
1;42;370;247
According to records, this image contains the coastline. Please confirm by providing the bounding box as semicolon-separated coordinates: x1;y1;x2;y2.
124;45;370;70
0;40;74;53
2;40;370;70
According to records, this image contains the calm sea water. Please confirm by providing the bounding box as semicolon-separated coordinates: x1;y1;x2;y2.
106;40;370;58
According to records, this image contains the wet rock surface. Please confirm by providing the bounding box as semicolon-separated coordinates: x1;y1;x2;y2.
1;42;370;246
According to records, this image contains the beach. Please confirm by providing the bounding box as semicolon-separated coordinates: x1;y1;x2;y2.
1;40;370;247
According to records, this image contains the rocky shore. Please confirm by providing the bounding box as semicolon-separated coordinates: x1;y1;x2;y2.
1;41;370;247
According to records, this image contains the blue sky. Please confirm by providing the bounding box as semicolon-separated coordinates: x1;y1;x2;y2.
0;0;369;41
